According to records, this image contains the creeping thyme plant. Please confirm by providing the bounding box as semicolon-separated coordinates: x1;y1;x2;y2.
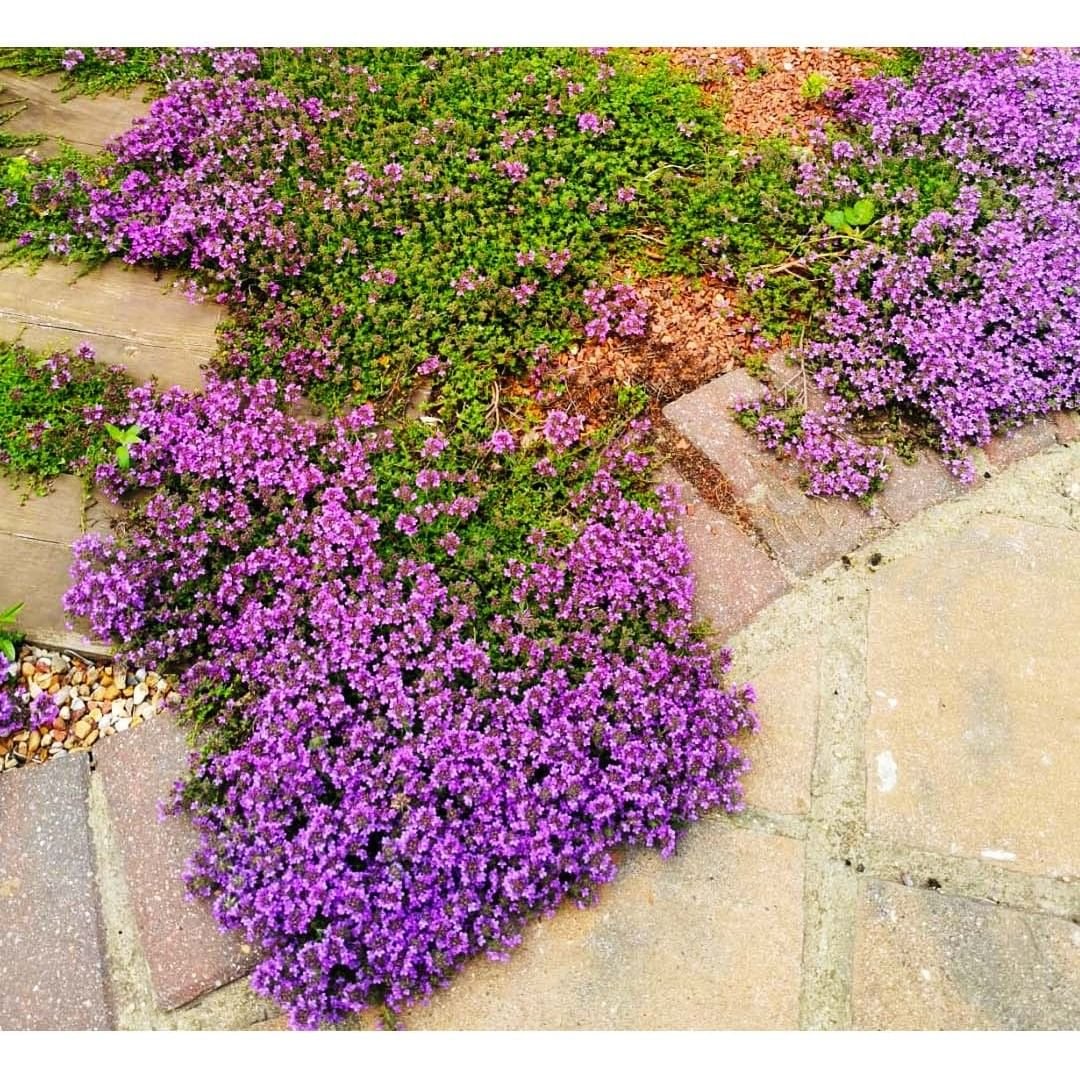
1;47;768;1027
734;48;1080;494
3;43;1076;1028
0;341;132;492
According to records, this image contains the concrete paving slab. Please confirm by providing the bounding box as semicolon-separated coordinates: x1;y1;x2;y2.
865;515;1080;879
853;878;1080;1029
402;824;806;1030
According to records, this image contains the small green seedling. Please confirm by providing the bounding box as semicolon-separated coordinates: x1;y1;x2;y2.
0;602;24;664
801;71;830;101
104;422;143;470
823;198;877;236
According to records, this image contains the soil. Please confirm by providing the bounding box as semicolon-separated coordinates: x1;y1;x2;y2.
648;46;893;143
542;48;894;522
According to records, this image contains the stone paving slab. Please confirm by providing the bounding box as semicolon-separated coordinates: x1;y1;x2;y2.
865;515;1080;879
736;634;821;818
853;878;1080;1030
402;825;805;1030
93;714;255;1010
663;371;885;576
0;752;111;1029
0;72;151;155
0;534;103;655
0;473;85;544
0;476;117;654
658;464;789;640
0;260;220;391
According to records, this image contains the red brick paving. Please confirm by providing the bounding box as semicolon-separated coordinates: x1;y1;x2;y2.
663;370;887;576
93;715;255;1010
0;753;111;1030
877;451;963;526
659;465;789;639
983;418;1058;471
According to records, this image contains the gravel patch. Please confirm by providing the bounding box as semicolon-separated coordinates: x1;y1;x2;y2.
1;645;176;770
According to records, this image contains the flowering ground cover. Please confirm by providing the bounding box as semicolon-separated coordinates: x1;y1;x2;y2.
0;47;777;1027
0;340;132;492
1;45;1076;1028
734;48;1080;495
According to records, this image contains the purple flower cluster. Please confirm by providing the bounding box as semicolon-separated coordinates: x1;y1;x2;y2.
748;49;1080;491
739;391;889;500
64;379;755;1028
582;283;649;343
81;77;315;283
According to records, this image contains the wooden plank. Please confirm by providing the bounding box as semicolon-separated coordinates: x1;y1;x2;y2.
0;532;110;654
0;72;151;153
0;474;85;544
0;261;220;391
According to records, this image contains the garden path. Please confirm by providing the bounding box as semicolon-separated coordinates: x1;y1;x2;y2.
1;72;1078;1031
3;426;1077;1031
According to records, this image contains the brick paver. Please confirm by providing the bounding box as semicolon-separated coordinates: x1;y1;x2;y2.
983;418;1058;471
877;451;963;525
93;715;255;1010
0;753;110;1029
853;878;1080;1030
865;516;1080;878
658;465;789;640
663;371;885;575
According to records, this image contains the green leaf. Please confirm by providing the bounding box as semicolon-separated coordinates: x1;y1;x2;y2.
823;209;847;231
0;601;24;623
116;445;131;469
104;422;125;443
847;198;876;226
125;423;143;441
0;638;14;664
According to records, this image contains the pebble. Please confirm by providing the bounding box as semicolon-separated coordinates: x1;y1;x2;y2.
5;645;171;772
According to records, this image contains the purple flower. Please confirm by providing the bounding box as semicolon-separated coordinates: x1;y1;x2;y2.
487;428;516;453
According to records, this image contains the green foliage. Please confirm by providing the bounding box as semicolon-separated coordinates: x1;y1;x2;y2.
801;71;830;101
103;421;143;469
823;197;876;234
0;146;111;265
842;48;924;81
0;341;132;492
0;601;23;663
